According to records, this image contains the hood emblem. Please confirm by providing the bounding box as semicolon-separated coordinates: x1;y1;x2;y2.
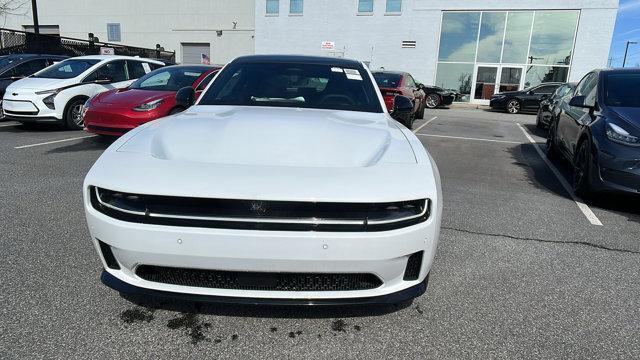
11;93;17;96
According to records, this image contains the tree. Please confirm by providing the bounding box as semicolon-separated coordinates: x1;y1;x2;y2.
0;0;28;17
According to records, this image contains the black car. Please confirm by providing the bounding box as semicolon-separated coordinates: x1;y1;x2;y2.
418;84;455;108
0;54;68;116
547;69;640;197
536;83;576;128
490;82;563;114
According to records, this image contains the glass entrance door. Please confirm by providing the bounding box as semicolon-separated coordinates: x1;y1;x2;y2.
472;66;498;103
498;67;524;93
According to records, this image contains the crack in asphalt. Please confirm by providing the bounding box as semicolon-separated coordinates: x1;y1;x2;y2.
442;226;640;255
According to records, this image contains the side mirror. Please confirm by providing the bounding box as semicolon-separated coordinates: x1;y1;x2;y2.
94;75;112;84
391;95;414;122
176;86;196;108
569;95;593;109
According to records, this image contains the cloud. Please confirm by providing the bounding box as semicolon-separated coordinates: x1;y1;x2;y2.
619;0;640;11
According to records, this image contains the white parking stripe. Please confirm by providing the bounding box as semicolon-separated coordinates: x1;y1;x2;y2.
14;135;97;149
413;116;438;134
517;123;603;226
417;133;523;144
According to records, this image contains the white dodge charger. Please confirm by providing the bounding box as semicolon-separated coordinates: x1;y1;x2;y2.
84;55;442;305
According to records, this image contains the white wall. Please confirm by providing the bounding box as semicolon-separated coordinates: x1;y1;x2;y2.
255;0;619;85
2;0;255;64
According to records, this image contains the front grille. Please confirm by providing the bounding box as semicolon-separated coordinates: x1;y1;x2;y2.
135;265;383;291
3;109;39;116
90;186;430;232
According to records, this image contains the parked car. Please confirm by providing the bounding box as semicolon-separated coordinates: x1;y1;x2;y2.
2;55;165;129
371;70;425;129
0;54;68;117
547;69;640;197
418;84;455;109
84;55;442;305
490;82;563;114
83;65;220;136
536;83;576;128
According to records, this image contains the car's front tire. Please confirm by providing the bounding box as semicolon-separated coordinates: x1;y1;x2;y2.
64;98;88;130
425;93;441;109
573;140;594;198
546;121;560;160
506;99;521;114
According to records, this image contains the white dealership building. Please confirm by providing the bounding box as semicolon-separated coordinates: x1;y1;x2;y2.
1;0;619;103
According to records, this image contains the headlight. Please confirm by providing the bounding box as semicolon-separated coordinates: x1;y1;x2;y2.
35;88;61;95
133;99;163;112
606;123;640;146
42;94;56;110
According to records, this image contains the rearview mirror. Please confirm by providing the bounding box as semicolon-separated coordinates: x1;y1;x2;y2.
176;86;196;108
391;95;414;122
569;95;593;109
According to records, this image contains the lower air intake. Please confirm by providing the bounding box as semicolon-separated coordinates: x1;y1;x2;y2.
135;265;383;292
403;251;423;281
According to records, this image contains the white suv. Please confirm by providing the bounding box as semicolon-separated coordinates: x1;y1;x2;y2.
2;55;165;129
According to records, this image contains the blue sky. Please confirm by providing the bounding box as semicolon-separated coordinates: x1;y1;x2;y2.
610;0;640;67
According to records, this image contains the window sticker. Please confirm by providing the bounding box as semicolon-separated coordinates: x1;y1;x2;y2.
344;68;363;81
142;63;151;73
331;67;344;73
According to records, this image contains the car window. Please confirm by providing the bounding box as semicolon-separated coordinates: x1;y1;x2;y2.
405;75;416;88
127;61;148;79
32;59;100;79
372;73;402;88
575;74;597;97
131;66;207;91
533;85;558;94
196;71;217;91
199;62;383;113
84;60;128;83
605;73;640;107
12;59;49;77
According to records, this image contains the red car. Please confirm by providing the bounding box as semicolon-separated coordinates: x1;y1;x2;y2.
371;71;426;129
83;65;220;136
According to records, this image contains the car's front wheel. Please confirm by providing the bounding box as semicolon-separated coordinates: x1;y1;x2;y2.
546;121;560;160
573;140;593;198
425;93;441;109
64;98;87;130
506;99;521;114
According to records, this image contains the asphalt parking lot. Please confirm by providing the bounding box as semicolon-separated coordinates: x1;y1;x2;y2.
1;109;639;359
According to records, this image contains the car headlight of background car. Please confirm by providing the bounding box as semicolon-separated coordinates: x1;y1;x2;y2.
605;122;640;146
133;99;163;112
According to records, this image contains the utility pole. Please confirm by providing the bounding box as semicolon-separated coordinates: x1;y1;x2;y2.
31;0;40;34
623;41;637;68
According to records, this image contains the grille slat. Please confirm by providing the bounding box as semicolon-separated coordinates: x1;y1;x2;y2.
135;265;383;292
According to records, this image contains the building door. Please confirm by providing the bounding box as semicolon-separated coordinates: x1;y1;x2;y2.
471;65;498;104
181;43;210;65
498;67;524;93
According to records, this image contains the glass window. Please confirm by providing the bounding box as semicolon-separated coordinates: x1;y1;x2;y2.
435;63;474;102
405;75;416;88
532;85;560;94
605;73;640;108
524;66;569;88
12;59;48;77
266;0;279;14
32;59;99;79
127;61;148;79
529;11;579;65
107;23;121;42
502;12;533;64
199;62;383;113
85;60;128;83
477;12;506;63
372;72;402;87
290;0;303;14
575;73;597;97
386;0;402;13
438;12;480;62
196;71;218;91
358;0;373;13
131;66;207;91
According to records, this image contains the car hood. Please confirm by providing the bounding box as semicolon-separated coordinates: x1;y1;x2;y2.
609;107;640;132
117;106;417;168
95;88;175;107
5;77;74;92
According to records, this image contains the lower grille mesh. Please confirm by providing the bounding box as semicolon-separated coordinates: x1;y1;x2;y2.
135;265;383;292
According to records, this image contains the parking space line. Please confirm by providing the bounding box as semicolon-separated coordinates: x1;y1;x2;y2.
14;135;97;149
416;133;523;144
413;116;438;134
517;123;603;226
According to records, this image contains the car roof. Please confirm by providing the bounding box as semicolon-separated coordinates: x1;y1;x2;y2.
600;68;640;75
69;55;164;63
230;54;363;68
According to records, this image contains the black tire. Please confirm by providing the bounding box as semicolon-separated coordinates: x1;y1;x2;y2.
416;103;425;120
64;98;87;130
169;107;185;115
404;114;415;130
573;140;593;198
506;99;521;114
546;121;559;160
536;110;543;128
425;93;441;109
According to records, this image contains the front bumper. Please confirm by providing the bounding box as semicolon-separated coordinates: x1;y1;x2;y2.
489;97;507;109
592;140;640;194
440;94;454;106
84;107;164;136
2;98;61;121
85;193;439;302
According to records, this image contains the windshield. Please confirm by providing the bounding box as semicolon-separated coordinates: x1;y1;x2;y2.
198;62;382;113
372;73;402;88
0;56;23;69
606;73;640;108
32;59;100;79
130;66;208;91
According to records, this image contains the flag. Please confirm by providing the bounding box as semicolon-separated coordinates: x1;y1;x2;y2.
201;53;211;65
